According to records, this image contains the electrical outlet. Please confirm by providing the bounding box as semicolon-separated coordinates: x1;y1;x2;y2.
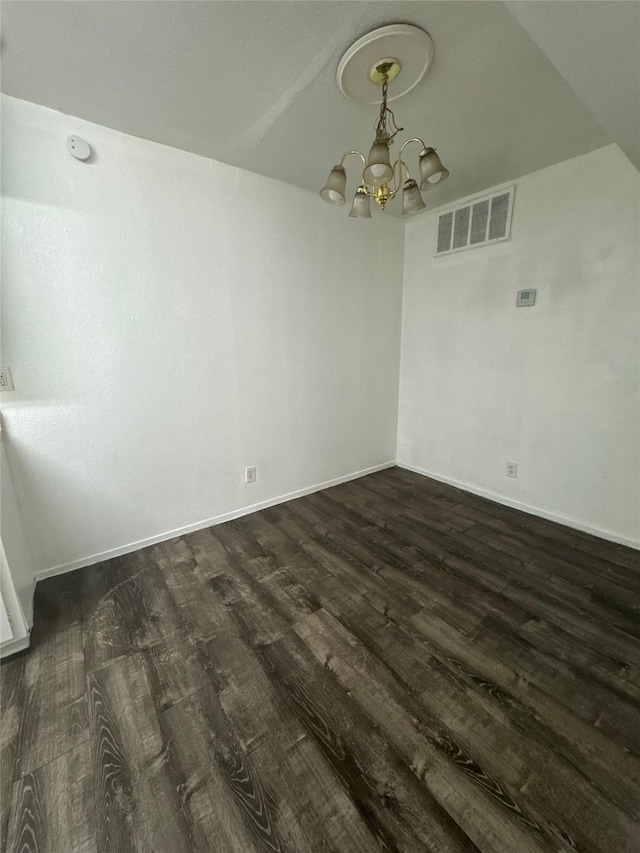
0;367;14;391
506;461;518;478
244;465;257;484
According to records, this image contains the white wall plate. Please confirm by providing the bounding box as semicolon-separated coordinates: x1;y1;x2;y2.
337;24;434;104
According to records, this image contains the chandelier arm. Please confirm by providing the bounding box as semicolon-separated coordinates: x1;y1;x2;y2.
339;150;366;168
399;157;412;183
389;158;401;194
389;157;410;194
398;137;427;159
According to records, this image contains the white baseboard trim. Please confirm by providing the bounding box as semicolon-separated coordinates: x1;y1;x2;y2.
35;461;396;582
397;462;640;550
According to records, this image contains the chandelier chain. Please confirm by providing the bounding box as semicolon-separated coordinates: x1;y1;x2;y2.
374;75;403;143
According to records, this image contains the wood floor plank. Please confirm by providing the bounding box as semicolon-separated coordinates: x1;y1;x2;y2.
319;483;515;595
2;467;638;852
332;594;640;824
324;483;640;667
190;522;479;851
471;617;640;755
4;765;47;853
256;631;482;853
408;607;640;818
313;566;638;850
219;535;321;627
82;548;209;716
173;532;315;757
501;579;640;669
151;530;302;755
383;467;639;574
20;575;88;776
270;499;424;621
6;741;96;853
160;542;393;851
88;653;195;852
0;652;27;849
160;685;285;853
294;608;564;853
353;471;636;614
461;524;640;632
338;501;640;751
80;553;155;672
414;653;638;852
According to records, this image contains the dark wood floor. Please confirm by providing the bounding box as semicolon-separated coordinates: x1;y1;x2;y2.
1;468;639;852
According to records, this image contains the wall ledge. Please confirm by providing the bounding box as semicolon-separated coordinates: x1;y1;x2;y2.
0;634;30;660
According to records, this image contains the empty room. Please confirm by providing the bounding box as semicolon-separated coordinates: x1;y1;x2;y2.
1;1;639;851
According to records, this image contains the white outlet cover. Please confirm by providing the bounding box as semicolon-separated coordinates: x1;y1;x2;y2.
245;466;257;483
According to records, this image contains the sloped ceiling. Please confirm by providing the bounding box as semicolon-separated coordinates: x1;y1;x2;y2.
506;1;639;171
0;1;630;213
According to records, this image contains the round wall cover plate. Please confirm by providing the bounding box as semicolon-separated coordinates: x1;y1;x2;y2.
67;135;92;161
337;24;434;104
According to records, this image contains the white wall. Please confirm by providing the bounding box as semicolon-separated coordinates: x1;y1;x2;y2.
1;95;404;575
397;144;640;547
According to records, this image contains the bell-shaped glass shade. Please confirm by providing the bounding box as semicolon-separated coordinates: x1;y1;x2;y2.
418;147;449;190
320;165;347;205
363;139;394;187
348;186;372;219
401;179;426;217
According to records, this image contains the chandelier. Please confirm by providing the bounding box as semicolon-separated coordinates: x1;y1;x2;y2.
319;25;450;218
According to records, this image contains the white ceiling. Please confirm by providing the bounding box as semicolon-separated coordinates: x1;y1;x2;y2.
505;1;639;172
1;1;634;213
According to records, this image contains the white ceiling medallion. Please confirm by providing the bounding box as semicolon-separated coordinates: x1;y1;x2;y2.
336;24;434;104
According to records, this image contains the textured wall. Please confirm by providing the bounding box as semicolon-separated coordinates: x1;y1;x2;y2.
398;145;640;546
1;95;404;575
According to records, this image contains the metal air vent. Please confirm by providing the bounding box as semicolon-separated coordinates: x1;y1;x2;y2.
436;186;514;256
